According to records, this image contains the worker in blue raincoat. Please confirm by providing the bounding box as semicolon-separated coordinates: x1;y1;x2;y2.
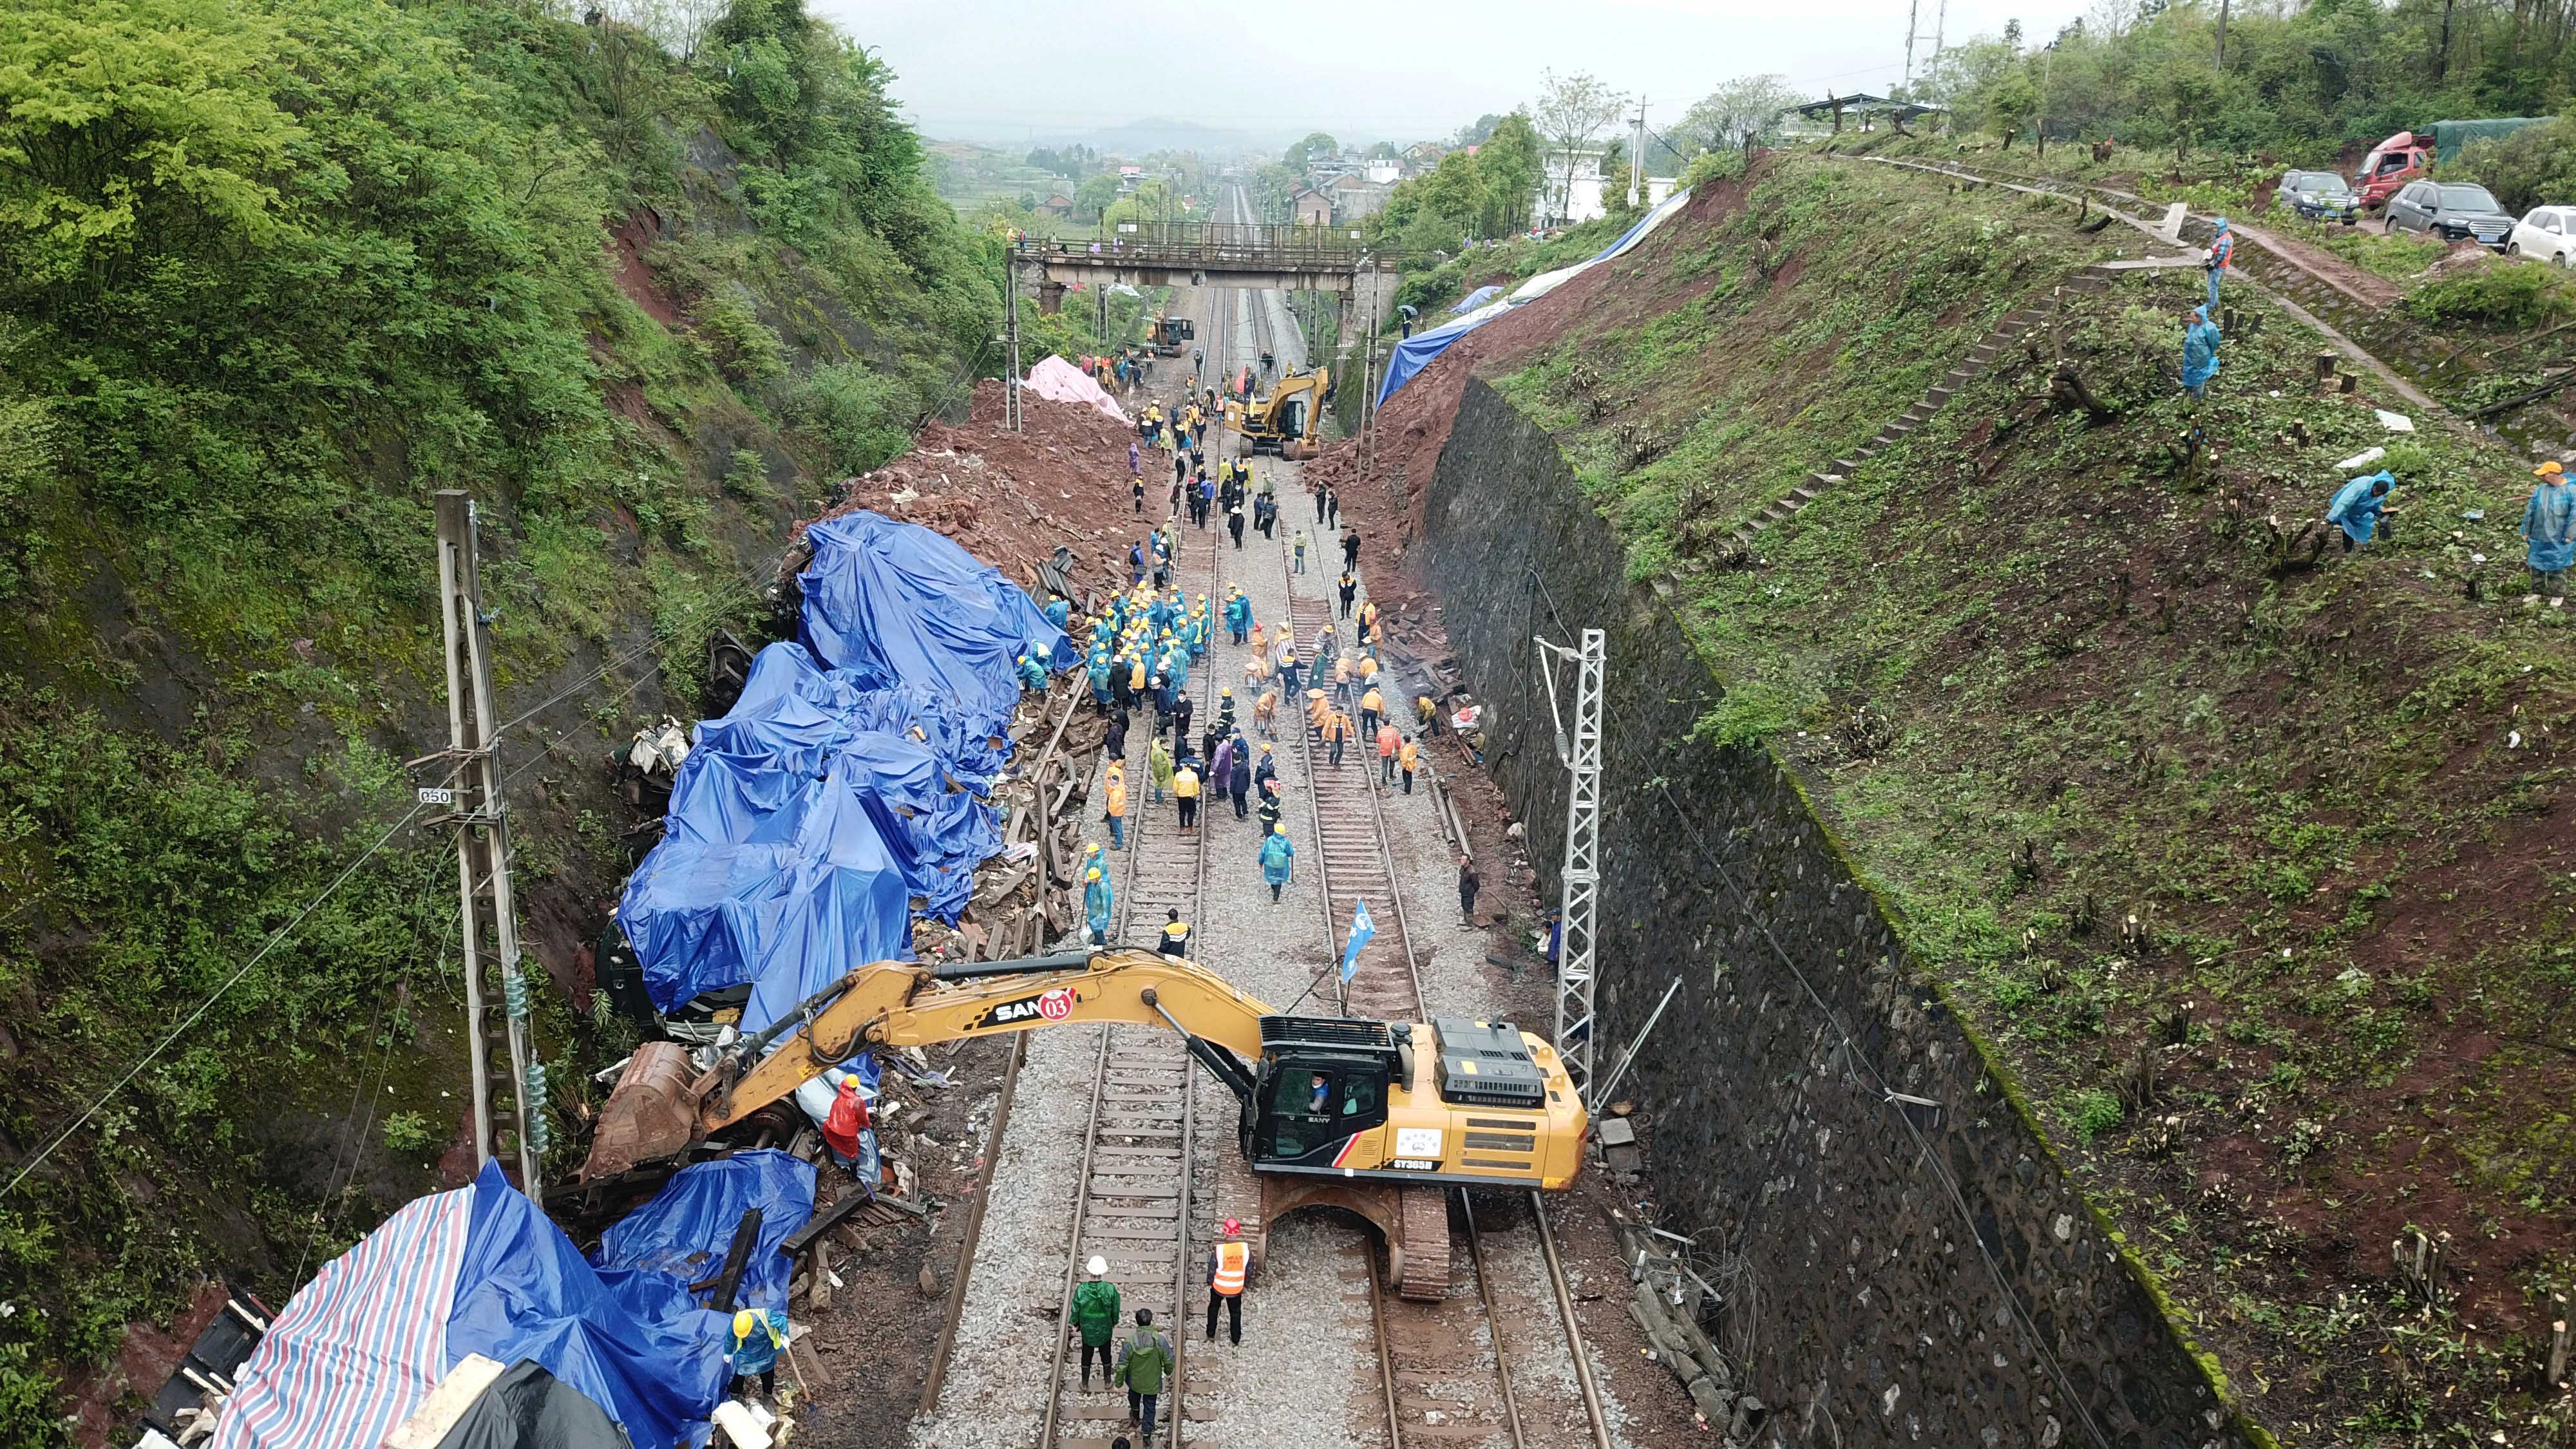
729;1307;790;1403
1045;595;1071;632
2325;469;2396;553
1087;653;1113;711
1258;824;1294;903
1017;651;1049;692
2522;459;2574;596
2204;218;2234;310
2180;305;2221;400
1224;590;1253;644
1084;866;1114;945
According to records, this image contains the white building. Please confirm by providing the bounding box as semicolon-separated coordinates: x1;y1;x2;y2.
1364;157;1403;185
1534;147;1608;227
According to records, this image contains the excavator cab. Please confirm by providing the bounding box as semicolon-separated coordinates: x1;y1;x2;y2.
1242;1016;1398;1168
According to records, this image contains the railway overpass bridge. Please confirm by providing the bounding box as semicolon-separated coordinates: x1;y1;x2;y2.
1012;223;1407;302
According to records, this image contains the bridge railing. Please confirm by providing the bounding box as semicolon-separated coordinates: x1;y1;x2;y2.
1014;222;1404;272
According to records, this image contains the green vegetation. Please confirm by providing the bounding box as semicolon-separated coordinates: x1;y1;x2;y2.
1918;0;2576;159
0;0;999;1429
1486;153;2574;1444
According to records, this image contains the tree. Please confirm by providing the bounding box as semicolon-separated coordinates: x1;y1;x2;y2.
1283;131;1339;172
1473;111;1542;234
1072;172;1119;221
1674;74;1804;157
1453;113;1503;146
1985;70;2040;148
0;0;305;290
2142;59;2223;160
1530;69;1626;222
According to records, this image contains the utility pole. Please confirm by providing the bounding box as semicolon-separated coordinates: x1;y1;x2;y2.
1005;247;1023;432
1627;98;1647;209
1903;0;1921;88
433;491;544;1194
1933;0;1949;61
2215;0;2230;68
1533;629;1605;1103
1358;263;1379;477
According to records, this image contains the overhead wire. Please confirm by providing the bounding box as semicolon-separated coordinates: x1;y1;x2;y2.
1;782;455;1201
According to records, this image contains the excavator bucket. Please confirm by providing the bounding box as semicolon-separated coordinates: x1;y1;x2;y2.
581;1041;705;1181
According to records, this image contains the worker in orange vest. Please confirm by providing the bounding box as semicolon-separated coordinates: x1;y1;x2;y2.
1374;720;1400;783
1103;762;1128;849
1358;685;1385;738
1206;1217;1251;1345
1396;735;1420;794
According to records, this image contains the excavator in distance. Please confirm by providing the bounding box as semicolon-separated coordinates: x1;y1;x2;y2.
1226;366;1329;460
583;948;1588;1298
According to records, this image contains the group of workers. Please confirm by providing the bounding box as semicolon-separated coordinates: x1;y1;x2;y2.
1081;349;1149;394
1068;1216;1255;1441
2168;219;2576;595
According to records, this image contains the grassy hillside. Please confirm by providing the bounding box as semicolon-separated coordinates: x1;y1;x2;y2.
1460;155;2572;1443
0;0;1006;1434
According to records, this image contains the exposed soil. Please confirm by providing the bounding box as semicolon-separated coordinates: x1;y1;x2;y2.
795;381;1165;608
607;207;686;331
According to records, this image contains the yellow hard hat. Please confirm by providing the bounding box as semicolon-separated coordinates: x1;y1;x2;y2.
1087;867;1103;881
734;1310;757;1338
1274;823;1287;834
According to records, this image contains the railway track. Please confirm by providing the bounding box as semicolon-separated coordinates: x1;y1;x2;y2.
1249;272;1616;1449
1036;406;1224;1449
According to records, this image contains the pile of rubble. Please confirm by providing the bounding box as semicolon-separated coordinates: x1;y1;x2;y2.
1607;1211;1762;1443
913;681;1105;965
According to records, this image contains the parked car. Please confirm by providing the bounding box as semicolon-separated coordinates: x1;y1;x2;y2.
2275;169;2362;224
2506;205;2576;267
2383;179;2517;247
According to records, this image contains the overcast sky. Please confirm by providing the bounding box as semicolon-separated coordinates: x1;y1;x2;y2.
820;0;2090;147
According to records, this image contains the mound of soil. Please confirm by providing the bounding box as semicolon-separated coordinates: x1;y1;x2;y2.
799;380;1172;603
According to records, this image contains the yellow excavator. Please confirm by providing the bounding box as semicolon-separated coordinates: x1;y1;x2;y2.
583;948;1586;1298
1226;366;1329;460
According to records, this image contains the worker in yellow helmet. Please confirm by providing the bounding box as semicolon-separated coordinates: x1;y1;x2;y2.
728;1306;789;1403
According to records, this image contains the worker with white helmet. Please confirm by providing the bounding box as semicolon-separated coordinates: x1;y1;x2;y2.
1070;1255;1124;1390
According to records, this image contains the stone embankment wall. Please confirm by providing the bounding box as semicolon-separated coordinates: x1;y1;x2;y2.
1421;377;2264;1449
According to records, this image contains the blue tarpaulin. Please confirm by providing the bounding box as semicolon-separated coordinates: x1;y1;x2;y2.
1448;285;1501;313
619;510;1059;1037
218;1158;813;1449
798;511;1075;734
447;1162;731;1449
1377;188;1698;408
592;1150;817;1317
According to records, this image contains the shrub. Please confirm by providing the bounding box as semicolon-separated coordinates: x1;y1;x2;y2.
382;1112;437;1156
2447;114;2576;216
2408;261;2576;328
785;362;916;475
2067;1088;2126;1142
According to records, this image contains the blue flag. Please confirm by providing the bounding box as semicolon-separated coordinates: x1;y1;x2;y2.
1340;900;1376;983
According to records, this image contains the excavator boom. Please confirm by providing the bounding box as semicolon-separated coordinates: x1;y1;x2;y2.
706;949;1269;1130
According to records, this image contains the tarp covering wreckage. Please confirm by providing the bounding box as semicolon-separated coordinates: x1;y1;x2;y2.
618;509;1070;1036
213;1157;813;1449
1376;185;1698;408
218;511;1057;1447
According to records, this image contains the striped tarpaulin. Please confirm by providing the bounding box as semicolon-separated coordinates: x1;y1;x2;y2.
209;1183;472;1449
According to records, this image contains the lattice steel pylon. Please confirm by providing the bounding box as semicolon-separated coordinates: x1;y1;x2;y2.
1534;628;1605;1103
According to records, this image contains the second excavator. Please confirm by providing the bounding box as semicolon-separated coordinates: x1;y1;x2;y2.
1225;366;1329;460
583;948;1586;1298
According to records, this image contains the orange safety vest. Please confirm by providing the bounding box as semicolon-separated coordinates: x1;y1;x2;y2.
1212;1240;1248;1296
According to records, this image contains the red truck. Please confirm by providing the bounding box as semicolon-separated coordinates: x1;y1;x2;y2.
2353;120;2548;209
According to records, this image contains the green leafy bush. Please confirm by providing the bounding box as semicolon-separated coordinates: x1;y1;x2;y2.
381;1112;437;1156
2448;113;2576;216
2408;261;2576;328
786;362;914;475
2067;1088;2126;1142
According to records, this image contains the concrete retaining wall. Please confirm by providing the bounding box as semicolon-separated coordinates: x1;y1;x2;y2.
1421;376;2262;1449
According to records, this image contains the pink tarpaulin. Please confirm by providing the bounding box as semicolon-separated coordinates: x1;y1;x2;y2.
1024;355;1130;423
